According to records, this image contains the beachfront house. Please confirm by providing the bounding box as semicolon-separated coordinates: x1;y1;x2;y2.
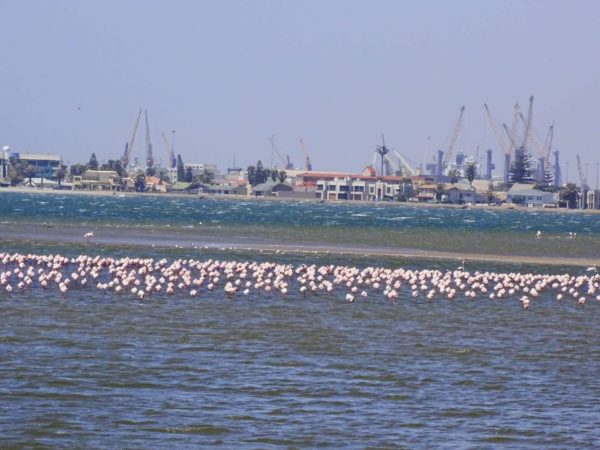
252;181;293;197
199;183;247;196
12;152;62;180
506;185;557;207
443;180;477;204
73;170;122;191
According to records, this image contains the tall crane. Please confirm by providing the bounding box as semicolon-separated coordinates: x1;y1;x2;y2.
121;108;142;168
442;106;466;168
161;132;176;169
520;95;534;150
483;103;510;182
269;136;293;170
144;109;154;169
299;139;313;171
543;123;554;164
506;103;520;154
577;154;588;190
517;99;553;183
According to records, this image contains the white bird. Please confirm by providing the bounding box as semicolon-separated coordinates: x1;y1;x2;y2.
585;265;597;273
83;231;94;239
536;230;542;238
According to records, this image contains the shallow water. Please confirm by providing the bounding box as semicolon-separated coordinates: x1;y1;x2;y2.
1;284;599;448
1;192;600;448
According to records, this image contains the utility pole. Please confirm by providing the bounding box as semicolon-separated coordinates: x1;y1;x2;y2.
171;130;176;158
566;161;569;183
596;162;599;190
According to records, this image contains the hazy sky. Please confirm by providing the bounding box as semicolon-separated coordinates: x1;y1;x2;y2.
2;0;600;182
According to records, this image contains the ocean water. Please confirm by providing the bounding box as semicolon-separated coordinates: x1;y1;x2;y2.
2;191;600;258
1;191;599;448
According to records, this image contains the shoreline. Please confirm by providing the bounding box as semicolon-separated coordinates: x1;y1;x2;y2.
2;185;598;215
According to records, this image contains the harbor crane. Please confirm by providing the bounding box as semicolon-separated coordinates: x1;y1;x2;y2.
577;154;588;209
121;108;142;168
520;95;534;151
161;132;176;169
299;139;313;171
484;103;511;182
503;103;521;154
372;134;414;177
577;154;588;190
144;110;154;169
269;136;293;170
441;106;466;169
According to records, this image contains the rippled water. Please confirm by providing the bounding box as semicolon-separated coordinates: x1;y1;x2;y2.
1;191;600;448
2;285;599;448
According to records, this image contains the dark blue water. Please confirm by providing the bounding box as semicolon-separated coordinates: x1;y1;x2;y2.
1;191;600;448
2;191;600;234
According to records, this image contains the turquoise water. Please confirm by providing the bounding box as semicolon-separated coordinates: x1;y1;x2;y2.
1;191;600;448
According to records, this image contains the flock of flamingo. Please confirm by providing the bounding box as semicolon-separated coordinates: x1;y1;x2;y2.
1;252;599;309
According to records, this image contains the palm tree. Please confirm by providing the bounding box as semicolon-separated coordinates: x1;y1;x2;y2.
560;182;579;209
55;164;67;187
447;168;459;184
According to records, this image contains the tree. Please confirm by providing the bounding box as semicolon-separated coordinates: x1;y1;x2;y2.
447;168;459;184
176;154;185;182
7;160;24;186
247;165;256;186
278;170;287;183
560;182;579;209
435;183;445;202
200;171;214;184
88;153;98;170
486;182;496;204
270;170;277;182
134;173;146;192
146;167;156;177
70;163;87;176
55;164;67;186
509;147;534;184
255;160;266;185
23;164;35;186
100;160;126;178
465;163;477;186
543;167;554;186
185;166;193;183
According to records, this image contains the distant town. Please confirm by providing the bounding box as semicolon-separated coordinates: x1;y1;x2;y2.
1;101;599;210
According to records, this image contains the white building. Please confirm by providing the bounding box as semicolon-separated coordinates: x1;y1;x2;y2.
506;186;557;207
315;177;408;201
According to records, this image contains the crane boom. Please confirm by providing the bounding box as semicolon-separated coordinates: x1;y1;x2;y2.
509;103;520;155
519;112;545;158
543;123;554;162
577;154;588;190
144;109;154;168
299;139;312;171
122;108;142;168
521;95;534;149
442;106;465;165
483;103;509;156
161;132;176;169
269;136;289;169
